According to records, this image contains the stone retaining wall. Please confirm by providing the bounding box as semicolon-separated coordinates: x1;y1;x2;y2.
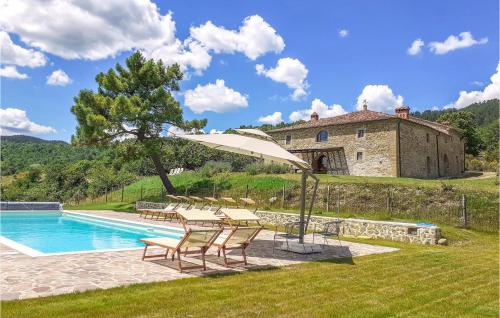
254;211;441;245
136;201;441;245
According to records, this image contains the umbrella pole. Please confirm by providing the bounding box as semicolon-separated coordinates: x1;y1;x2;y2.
298;170;307;243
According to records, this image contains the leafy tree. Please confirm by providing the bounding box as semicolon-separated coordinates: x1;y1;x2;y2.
438;111;481;155
479;119;499;162
71;51;206;193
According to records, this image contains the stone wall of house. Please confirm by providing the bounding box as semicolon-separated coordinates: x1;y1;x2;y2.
254;210;441;245
269;120;398;177
399;120;465;178
135;202;441;244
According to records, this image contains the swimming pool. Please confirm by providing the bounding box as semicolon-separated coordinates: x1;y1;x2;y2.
0;211;184;256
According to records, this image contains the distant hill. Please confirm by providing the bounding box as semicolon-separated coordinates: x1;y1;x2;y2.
1;135;68;144
412;99;499;127
1;136;103;176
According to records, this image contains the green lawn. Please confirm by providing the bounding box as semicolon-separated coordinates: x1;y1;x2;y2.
3;227;498;318
281;173;499;193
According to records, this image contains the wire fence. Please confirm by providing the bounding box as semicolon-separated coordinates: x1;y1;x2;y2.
69;183;498;233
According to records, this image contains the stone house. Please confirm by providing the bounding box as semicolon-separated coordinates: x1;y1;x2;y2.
267;104;465;178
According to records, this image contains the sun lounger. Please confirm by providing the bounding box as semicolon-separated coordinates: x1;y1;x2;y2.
212;226;262;267
140;228;222;272
221;208;261;227
221;197;238;207
176;209;223;230
238;198;257;212
203;197;219;203
137;203;178;219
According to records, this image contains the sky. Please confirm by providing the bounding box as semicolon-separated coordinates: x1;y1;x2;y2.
0;0;498;141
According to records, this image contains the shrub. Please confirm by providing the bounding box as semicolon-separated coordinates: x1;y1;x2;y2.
440;183;454;192
245;162;290;175
198;161;232;177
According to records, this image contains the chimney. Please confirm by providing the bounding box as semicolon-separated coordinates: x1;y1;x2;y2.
310;111;319;121
362;99;368;111
395;105;410;120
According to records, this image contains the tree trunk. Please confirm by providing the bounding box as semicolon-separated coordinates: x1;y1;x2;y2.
150;153;176;194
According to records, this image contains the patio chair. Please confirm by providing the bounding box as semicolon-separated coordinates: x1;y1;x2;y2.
312;220;343;247
273;222;302;253
212;226;262;267
140;228;222;272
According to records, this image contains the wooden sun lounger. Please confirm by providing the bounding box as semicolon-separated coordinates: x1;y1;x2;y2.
176;209;223;231
221;208;261;227
203;197;219;203
140;228;222;272
138;203;179;219
212;226;262;267
220;197;238;208
239;198;256;205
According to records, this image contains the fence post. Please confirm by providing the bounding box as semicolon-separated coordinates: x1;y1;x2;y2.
326;185;330;213
105;188;108;203
213;184;216;198
121;186;124;202
140;186;143;201
336;185;341;214
281;185;285;208
245;184;249;198
387;189;392;216
461;194;468;228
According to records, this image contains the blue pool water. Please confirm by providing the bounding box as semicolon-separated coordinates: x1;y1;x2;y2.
0;211;183;255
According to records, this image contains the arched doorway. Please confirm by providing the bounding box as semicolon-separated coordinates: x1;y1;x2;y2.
316;155;329;173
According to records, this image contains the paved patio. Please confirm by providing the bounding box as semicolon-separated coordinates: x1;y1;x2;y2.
0;210;399;301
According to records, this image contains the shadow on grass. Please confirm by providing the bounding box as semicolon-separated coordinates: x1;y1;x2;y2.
146;237;355;276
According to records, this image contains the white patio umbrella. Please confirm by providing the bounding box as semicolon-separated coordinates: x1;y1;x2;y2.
178;133;319;243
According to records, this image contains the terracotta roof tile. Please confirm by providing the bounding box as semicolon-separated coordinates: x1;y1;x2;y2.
268;110;394;132
268;110;455;135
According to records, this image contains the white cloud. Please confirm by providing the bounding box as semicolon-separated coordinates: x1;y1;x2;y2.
444;62;500;109
428;32;488;55
470;81;485;87
0;66;28;79
46;69;72;86
289;98;347;121
144;38;212;74
184;79;248;113
0;31;47;67
209;128;223;134
0;0;175;61
338;29;349;38
1;3;285;74
0;108;56;135
256;58;309;101
190;15;285;60
407;39;424;55
356;85;404;113
166;125;201;136
258;112;283;125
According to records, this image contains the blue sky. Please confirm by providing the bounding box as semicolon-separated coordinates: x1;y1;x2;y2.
1;0;498;141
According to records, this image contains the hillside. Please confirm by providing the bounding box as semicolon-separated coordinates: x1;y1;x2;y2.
1;135;68;144
412;99;499;127
1;136;103;176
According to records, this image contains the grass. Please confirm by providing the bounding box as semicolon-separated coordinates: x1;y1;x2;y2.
281;173;499;193
2;227;498;318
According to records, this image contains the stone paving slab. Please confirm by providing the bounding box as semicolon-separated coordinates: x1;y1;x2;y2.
0;210;398;301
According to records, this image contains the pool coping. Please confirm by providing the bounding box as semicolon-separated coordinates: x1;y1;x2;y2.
0;210;186;257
